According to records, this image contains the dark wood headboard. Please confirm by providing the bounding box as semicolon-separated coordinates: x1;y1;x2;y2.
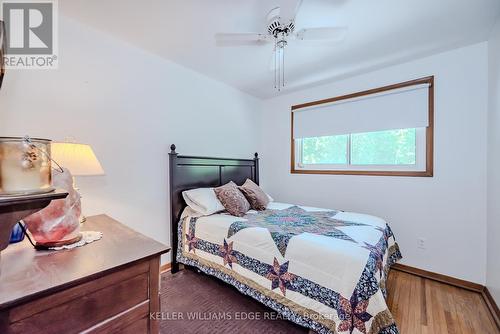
169;144;259;273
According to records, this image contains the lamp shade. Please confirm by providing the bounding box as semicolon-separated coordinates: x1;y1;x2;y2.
51;143;105;176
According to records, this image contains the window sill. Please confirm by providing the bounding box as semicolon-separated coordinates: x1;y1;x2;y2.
290;168;433;177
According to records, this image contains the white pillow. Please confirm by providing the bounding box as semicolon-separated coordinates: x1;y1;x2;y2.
182;188;225;216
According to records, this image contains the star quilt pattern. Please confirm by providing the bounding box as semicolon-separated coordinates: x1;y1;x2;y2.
177;202;402;334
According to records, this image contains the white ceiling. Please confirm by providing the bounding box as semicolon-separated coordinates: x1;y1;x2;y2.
61;0;500;99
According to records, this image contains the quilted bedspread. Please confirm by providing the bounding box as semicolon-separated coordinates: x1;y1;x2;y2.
177;202;402;334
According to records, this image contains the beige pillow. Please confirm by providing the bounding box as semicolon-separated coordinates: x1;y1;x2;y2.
214;181;250;217
238;179;269;211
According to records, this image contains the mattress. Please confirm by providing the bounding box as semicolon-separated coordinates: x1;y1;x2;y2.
177;202;402;334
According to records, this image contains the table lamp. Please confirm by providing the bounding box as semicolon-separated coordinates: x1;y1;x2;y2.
51;142;105;222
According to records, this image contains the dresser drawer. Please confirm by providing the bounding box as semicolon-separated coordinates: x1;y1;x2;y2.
84;301;150;334
6;261;150;334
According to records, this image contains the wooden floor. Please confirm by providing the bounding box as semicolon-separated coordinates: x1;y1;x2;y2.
387;270;499;334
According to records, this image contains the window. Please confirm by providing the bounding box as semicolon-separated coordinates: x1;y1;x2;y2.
291;77;434;176
297;127;426;170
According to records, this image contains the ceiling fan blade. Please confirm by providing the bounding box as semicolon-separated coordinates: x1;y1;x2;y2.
295;27;348;41
215;33;271;47
215;33;270;42
278;0;303;24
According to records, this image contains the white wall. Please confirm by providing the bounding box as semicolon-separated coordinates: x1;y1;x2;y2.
0;16;262;261
260;43;489;284
487;19;500;304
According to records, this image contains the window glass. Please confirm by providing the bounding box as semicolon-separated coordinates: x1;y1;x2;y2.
302;135;348;164
350;129;416;165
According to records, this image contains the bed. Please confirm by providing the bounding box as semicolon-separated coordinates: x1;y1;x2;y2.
169;145;402;334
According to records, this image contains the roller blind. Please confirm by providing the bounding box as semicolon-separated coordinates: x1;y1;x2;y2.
293;84;430;139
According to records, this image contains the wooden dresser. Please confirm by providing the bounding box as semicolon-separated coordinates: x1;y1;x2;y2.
0;215;169;334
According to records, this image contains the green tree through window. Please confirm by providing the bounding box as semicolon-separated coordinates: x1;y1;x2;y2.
302;135;348;164
301;128;416;166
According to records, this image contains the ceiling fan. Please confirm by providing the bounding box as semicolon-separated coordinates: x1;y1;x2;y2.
215;0;347;92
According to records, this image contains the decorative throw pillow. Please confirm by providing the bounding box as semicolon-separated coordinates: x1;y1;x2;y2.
214;181;250;217
238;179;270;211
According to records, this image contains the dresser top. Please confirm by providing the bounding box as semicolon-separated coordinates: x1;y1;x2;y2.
0;189;68;207
0;214;169;309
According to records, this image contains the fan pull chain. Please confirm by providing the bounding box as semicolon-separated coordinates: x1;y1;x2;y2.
282;45;285;87
274;40;277;89
278;47;281;91
274;34;288;92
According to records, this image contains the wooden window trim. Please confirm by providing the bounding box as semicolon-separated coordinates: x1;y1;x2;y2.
290;76;434;177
